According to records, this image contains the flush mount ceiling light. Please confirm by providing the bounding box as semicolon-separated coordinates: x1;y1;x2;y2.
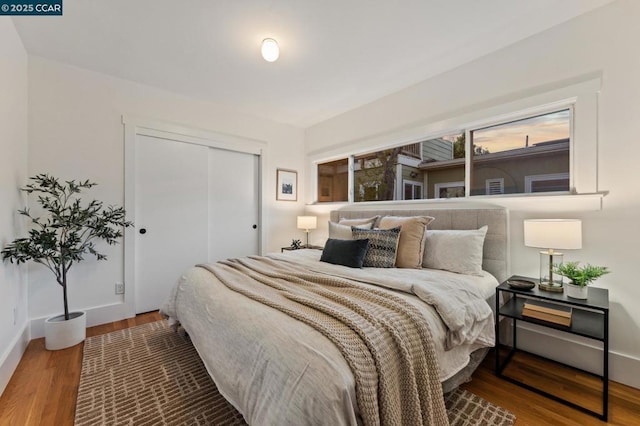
261;38;279;62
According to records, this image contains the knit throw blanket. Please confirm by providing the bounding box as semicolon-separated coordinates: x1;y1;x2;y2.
197;256;449;426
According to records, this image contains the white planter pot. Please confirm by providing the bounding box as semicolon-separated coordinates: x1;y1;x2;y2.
44;311;87;350
565;283;588;300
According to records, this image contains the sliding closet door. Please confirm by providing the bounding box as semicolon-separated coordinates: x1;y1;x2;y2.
208;148;260;261
134;135;209;313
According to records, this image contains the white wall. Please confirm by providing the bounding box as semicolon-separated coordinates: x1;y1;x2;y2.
0;18;29;396
305;0;640;388
27;56;305;329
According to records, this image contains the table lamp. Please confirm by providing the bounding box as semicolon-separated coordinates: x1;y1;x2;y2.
297;216;317;248
523;219;582;292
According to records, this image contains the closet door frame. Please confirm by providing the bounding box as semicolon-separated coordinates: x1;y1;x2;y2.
122;115;266;318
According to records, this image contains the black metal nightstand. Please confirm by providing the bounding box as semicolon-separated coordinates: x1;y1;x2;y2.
495;275;609;420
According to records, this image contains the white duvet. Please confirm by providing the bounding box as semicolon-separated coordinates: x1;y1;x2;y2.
161;250;497;426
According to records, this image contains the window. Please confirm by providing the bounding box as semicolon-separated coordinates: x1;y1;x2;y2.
403;180;423;200
314;105;576;203
353;145;417;202
317;158;348;202
525;173;570;193
349;136;464;202
434;182;465;199
418;132;465;199
353;150;391;202
470;109;570;196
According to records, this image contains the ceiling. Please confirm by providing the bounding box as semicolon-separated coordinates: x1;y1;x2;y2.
12;0;613;128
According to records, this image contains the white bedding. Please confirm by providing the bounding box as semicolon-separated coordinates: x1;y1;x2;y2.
276;250;497;380
162;249;497;425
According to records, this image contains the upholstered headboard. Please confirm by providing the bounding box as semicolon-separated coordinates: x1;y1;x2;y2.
329;207;509;283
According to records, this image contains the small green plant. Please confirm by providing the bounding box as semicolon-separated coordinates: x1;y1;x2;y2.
554;261;610;287
1;174;132;320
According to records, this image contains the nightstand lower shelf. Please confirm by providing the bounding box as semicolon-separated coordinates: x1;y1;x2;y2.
496;346;607;420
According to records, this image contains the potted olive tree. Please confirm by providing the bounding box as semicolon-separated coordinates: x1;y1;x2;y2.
1;174;131;350
554;261;610;299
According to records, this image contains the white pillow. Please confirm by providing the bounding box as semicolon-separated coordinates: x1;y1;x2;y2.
328;221;374;240
422;226;488;276
338;216;379;227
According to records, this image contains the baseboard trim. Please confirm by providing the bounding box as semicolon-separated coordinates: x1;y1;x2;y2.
508;322;640;389
30;302;134;339
0;322;30;397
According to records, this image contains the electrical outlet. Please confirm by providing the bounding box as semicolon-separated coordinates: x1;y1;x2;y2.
115;282;125;294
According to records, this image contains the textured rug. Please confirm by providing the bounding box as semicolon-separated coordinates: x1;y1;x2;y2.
75;320;515;425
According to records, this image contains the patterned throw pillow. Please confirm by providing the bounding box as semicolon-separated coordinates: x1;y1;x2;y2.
352;227;401;268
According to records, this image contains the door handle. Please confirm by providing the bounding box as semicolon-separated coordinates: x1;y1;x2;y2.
139;228;147;234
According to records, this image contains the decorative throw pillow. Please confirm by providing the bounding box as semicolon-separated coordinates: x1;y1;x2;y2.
320;238;369;268
338;216;379;228
379;216;435;269
352;227;401;268
422;226;488;276
328;221;374;240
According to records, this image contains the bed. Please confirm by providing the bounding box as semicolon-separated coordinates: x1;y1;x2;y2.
161;207;509;426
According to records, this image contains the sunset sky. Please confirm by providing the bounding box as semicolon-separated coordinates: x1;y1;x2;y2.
472;109;570;153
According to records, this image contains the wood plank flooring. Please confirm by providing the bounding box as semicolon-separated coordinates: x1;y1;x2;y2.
1;312;638;425
0;312;163;426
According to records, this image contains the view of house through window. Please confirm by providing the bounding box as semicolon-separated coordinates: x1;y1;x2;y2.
470;109;570;195
350;134;465;202
315;108;572;203
418;132;465;199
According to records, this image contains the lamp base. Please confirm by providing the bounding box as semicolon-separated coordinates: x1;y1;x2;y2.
538;250;564;292
537;282;564;293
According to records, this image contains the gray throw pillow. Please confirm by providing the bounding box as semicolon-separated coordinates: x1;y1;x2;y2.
422;226;488;276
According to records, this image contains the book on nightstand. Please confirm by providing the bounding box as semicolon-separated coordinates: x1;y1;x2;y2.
522;308;572;326
523;299;572;317
522;299;572;326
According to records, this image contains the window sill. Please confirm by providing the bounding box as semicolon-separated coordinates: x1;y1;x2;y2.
466;192;605;212
306;192;605;213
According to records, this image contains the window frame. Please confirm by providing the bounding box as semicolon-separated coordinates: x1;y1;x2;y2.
308;77;601;210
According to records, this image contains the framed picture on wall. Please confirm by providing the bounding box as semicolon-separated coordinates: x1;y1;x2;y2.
276;168;297;201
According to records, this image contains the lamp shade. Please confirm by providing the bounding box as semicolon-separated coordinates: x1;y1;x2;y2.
297;216;317;230
523;219;582;249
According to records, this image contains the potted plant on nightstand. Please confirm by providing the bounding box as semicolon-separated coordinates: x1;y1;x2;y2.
554;261;610;299
1;174;132;350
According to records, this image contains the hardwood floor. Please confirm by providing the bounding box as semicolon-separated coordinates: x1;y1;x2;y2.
0;311;162;426
1;312;638;425
461;350;640;425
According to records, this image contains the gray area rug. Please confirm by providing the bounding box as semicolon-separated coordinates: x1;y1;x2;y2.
75;320;515;425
